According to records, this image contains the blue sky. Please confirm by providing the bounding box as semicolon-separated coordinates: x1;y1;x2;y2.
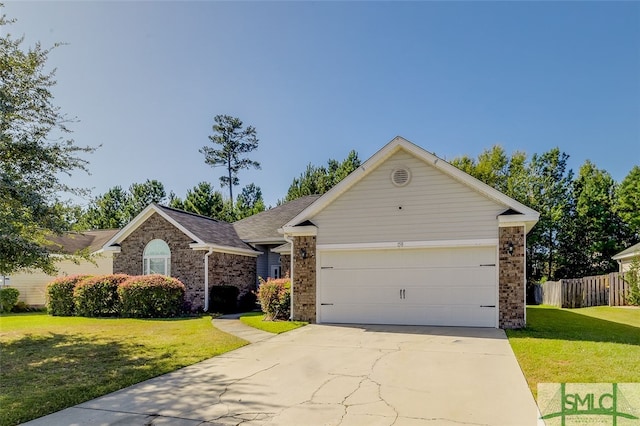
4;1;639;207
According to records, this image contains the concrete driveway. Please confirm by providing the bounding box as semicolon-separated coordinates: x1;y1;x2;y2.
23;323;538;426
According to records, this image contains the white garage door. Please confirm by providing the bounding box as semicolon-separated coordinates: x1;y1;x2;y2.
318;246;497;327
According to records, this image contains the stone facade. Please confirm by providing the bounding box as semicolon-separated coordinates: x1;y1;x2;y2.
291;236;316;323
113;212;256;311
498;226;526;329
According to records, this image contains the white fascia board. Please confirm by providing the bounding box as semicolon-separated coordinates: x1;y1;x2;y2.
317;239;498;251
242;238;286;245
498;214;540;233
189;243;261;257
282;225;318;237
612;251;639;261
103;245;121;253
284;136;540;228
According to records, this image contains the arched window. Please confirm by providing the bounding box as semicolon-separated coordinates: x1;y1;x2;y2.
143;239;171;276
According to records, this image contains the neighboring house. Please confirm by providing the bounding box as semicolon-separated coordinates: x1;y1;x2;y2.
613;242;640;273
103;205;260;311
5;229;118;306
233;195;319;281
281;137;540;329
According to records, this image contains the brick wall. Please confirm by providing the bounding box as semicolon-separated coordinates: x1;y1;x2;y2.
499;226;526;329
208;252;256;297
113;212;257;311
113;213;206;309
281;254;291;278
292;236;316;322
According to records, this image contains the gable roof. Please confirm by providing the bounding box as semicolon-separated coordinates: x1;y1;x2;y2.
613;242;640;261
103;204;259;256
233;195;320;243
284;136;540;233
48;229;119;255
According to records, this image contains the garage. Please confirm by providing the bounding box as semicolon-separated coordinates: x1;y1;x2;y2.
317;246;497;327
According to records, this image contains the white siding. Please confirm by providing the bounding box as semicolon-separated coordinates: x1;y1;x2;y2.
312;150;507;245
7;252;113;306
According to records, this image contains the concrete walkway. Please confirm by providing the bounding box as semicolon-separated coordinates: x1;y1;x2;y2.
211;314;274;343
22;322;539;426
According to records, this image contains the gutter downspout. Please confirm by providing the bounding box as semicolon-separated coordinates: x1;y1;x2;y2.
204;248;214;312
284;235;294;321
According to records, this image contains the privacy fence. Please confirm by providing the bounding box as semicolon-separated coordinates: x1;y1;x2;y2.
541;273;630;308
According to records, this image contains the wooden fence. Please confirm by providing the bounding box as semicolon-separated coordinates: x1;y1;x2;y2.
541;272;630;308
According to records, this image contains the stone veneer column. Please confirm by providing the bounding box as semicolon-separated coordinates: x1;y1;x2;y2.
292;236;316;323
499;226;526;329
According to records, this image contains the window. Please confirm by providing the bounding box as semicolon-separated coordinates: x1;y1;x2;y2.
143;239;171;276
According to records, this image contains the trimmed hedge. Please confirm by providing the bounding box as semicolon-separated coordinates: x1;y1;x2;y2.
118;274;186;318
256;277;291;320
46;275;91;316
209;285;240;314
74;274;130;317
0;287;20;313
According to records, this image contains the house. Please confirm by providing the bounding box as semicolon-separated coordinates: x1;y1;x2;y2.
101;197;319;312
613;242;640;273
281;137;539;329
233;195;319;280
103;205;259;311
5;229;118;306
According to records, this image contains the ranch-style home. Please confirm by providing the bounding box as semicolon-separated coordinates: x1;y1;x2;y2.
612;242;640;273
101;136;538;328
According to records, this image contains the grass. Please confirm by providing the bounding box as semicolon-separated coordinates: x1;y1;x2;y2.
506;305;640;399
239;311;307;333
0;312;247;426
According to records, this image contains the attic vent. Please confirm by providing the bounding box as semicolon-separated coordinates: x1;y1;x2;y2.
391;168;411;187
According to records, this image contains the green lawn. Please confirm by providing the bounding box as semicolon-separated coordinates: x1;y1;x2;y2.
239;311;307;333
506;305;640;398
0;313;247;426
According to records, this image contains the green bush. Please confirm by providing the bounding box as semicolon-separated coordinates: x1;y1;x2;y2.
74;274;129;317
256;277;290;320
0;287;20;313
238;290;258;312
118;274;186;318
209;285;239;314
46;275;91;316
625;256;640;306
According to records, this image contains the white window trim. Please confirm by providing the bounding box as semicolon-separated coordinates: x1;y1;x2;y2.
143;239;171;276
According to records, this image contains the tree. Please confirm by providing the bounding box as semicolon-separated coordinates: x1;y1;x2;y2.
0;10;94;275
200;115;260;204
236;183;266;219
80;186;131;229
616;165;640;238
181;182;224;218
80;180;165;230
126;179;166;219
284;150;361;202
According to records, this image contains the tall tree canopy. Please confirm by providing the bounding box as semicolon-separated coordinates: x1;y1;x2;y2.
616;165;640;238
451;146;634;281
200;115;260;204
0;10;94;274
80;180;165;230
284;150;361;202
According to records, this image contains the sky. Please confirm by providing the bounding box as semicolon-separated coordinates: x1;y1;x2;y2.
3;1;640;208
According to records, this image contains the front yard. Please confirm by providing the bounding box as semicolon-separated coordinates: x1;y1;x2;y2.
0;313;247;426
506;305;640;398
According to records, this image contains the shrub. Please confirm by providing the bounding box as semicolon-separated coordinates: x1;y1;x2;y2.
0;287;20;313
74;274;129;317
238;290;258;312
11;301;41;313
209;285;239;314
118;274;186;318
256;277;290;320
46;275;91;316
